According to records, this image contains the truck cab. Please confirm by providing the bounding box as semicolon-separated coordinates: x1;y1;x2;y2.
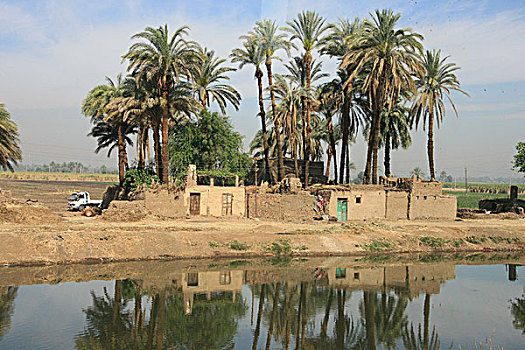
68;191;102;211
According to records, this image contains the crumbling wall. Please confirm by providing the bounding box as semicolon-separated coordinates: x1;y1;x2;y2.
145;189;186;218
409;194;456;220
385;190;409;219
410;181;443;196
248;192;316;222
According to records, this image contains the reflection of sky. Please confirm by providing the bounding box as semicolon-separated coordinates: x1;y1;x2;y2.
0;264;524;349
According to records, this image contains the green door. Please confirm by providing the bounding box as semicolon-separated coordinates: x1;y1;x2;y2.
337;199;348;222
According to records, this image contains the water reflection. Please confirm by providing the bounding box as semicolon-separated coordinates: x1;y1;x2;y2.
0;287;17;341
0;254;523;349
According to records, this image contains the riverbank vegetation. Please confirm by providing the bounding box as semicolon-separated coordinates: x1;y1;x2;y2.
81;8;468;186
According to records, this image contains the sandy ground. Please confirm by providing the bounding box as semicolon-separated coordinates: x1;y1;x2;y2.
0;179;524;266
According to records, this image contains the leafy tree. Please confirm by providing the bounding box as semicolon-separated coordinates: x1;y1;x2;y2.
0;103;22;171
354;171;364;184
168;110;251;180
122;168;159;193
411;49;468;180
513;142;525;176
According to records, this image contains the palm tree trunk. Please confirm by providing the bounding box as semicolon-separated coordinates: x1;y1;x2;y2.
256;69;272;184
161;89;170;184
340;97;350;184
384;132;391;176
147;294;159;349
327;113;337;184
152;120;162;179
155;290;166;350
117;123;126;184
266;61;285;182
293;131;299;178
345;143;350;184
325;147;332;182
427;108;436;181
300;97;307;184
336;290;345;349
137;124;145;170
304;52;313;188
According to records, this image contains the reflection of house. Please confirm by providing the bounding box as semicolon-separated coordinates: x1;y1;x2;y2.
173;270;244;314
245;263;456;299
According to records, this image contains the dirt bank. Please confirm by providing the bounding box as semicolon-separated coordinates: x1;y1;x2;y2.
0;214;523;266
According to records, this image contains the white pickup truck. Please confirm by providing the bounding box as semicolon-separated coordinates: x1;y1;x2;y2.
68;191;102;211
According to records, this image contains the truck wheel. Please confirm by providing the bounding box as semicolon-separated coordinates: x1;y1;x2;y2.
79;205;85;212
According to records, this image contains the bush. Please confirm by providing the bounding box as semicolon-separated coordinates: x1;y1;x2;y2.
122;168;159;193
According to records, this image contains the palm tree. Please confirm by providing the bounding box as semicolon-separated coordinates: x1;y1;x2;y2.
411;49;469;180
285;11;332;187
270;74;301;177
411;167;425;178
124;25;195;184
231;38;272;183
323;18;364;184
342;9;423;184
0;287;18;341
82;75;129;183
87;119;136;160
191;46;241;113
0;104;22;171
250;19;292;182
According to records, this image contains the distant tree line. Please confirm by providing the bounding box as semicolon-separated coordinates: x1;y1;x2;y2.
16;161;118;174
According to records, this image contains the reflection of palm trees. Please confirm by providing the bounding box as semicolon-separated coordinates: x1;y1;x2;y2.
403;294;440;350
510;291;525;334
357;291;409;350
0;286;17;341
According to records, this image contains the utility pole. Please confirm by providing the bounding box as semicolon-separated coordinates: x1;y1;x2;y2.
464;168;468;193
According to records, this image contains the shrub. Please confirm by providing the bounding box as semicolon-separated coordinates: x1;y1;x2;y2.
122;168;159;193
363;240;394;252
229;240;250;251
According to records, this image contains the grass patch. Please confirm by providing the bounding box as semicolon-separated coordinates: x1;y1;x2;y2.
228;240;250;251
465;235;487;244
450;238;464;248
363;239;394;252
265;239;292;256
208;241;219;248
228;260;251;267
444;189;525;209
419;236;447;248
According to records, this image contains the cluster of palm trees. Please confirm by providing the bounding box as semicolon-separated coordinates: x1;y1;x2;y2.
82;26;241;184
238;9;467;185
83;8;467;186
0;103;22;171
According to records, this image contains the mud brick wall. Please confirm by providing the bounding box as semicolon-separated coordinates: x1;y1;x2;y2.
410;181;443;196
326;186;386;220
385;190;409;219
145;190;186;218
184;185;246;217
249;192;316;222
409;194;456;220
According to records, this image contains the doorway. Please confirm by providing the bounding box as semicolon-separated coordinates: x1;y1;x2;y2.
337;198;348;222
222;193;233;216
190;193;200;215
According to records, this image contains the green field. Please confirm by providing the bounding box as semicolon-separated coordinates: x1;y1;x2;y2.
0;171;118;183
444;190;525;209
443;182;525;191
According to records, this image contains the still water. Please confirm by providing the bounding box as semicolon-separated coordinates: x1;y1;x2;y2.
0;255;523;349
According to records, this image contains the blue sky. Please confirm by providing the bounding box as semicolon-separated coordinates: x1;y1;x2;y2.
0;0;524;178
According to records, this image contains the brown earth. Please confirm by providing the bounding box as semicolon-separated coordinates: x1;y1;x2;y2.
0;179;523;266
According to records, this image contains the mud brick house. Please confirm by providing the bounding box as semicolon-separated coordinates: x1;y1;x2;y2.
143;166;455;221
246;175;456;221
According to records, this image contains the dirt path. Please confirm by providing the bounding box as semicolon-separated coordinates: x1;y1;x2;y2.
0;215;523;266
